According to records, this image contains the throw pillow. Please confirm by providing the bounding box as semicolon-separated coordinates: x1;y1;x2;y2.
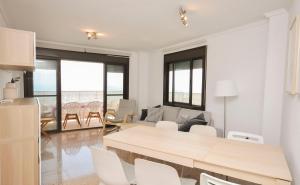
145;108;163;122
176;114;192;125
178;113;207;132
140;109;148;120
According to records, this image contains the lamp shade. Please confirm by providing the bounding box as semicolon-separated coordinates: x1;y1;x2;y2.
215;80;238;97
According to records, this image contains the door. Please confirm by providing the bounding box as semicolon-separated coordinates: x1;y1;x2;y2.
33;59;60;132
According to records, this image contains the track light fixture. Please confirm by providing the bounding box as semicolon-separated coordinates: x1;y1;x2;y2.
86;32;104;40
179;6;188;27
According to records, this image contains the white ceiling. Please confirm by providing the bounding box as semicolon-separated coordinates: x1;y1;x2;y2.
0;0;291;51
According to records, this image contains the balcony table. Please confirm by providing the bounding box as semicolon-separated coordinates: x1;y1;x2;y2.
103;126;292;185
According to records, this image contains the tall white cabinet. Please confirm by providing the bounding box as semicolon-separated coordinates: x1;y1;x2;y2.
0;27;35;71
0;98;40;185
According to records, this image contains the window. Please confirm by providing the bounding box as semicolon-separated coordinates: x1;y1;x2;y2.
106;64;127;110
164;46;207;110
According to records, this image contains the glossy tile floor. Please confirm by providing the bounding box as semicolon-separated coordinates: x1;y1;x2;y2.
41;129;102;185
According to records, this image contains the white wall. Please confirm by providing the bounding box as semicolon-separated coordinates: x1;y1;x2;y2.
147;21;269;135
281;0;300;184
262;10;289;145
129;51;150;111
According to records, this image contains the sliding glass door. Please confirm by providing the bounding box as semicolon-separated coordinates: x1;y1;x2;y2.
25;49;129;132
33;59;59;131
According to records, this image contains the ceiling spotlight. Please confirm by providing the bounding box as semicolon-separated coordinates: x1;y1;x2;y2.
86;32;97;40
179;6;188;27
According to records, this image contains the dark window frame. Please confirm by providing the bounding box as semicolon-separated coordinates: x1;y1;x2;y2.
163;46;207;110
24;47;129;132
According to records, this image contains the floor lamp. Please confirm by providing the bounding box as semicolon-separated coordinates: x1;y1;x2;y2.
215;80;238;137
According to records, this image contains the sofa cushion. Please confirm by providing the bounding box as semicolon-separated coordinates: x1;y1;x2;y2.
162;106;181;122
177;108;212;125
145;107;163;122
178;114;207;132
140;109;148;120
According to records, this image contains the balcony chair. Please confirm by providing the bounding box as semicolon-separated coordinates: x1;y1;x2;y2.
85;101;103;127
102;99;137;133
62;102;81;129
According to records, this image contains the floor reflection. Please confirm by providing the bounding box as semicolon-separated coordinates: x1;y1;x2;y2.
41;129;102;185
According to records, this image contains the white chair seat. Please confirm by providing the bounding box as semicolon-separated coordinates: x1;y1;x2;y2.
200;173;240;185
180;177;197;185
227;131;264;144
90;147;134;185
156;121;178;131
135;158;196;185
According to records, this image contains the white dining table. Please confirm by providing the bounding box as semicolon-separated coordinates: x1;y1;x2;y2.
103;126;292;185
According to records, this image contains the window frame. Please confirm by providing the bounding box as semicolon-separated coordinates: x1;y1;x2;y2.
163;46;207;110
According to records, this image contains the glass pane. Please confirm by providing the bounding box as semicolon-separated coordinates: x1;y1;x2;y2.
107;95;123;110
33;59;58;131
169;64;173;102
174;61;190;103
33;59;57;96
39;96;57;131
107;65;124;95
61;60;104;130
192;59;203;106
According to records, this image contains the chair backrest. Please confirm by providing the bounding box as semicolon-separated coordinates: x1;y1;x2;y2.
200;173;240;185
90;147;130;185
115;99;137;120
63;102;81;114
189;125;217;137
227;131;264;144
87;101;103;112
135;159;181;185
156;121;178;131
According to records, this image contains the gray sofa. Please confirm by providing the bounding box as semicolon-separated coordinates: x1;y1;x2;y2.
137;105;213;127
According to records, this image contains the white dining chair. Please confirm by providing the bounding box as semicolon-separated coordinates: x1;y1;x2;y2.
135;158;197;185
189;125;217;137
90;146;135;185
156;121;178;131
227;131;264;144
200;173;240;185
